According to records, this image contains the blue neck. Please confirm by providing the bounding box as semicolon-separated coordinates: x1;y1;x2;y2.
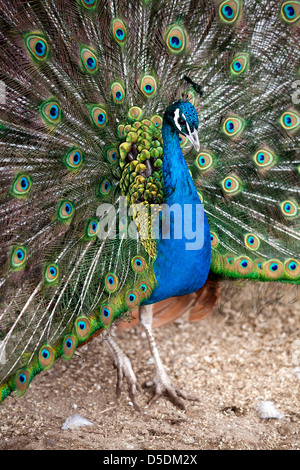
145;119;211;304
162;121;198;203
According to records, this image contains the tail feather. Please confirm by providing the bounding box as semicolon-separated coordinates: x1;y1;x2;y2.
0;0;299;403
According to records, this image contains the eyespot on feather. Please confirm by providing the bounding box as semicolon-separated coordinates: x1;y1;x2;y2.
39;346;55;370
280;200;298;217
281;2;300;23
223;116;244;137
234;256;253;275
137;280;152;299
219;0;241;23
128;107;143;121
106;146;119;164
151;115;163;128
44;264;59;284
244;233;260;250
119;215;128;233
80;47;98;73
41;100;62;125
210;232;219;247
230;54;249;75
80;0;97;10
12;174;32;197
10;246;27;270
263;260;284;279
90;106;107;128
64;149;83;170
86;219;99;238
112;19;127;45
179;134;188;147
165;25;186;54
253;259;264;272
111;82;125;104
57;201;74;222
186;90;196;105
140;75;157;97
131;256;147;273
75;316;91;340
224;254;235;271
15;370;30;395
105;273;119;293
62;334;77;360
221;175;241;195
280;110;300;131
99;178;111;196
118;125;126;138
125;290;140;309
253;149;275;169
25;34;49;61
195;152;213;171
100;304;113;327
285;259;300;278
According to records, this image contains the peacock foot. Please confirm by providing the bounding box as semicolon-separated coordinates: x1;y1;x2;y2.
144;373;200;410
139;304;199;410
104;335;142;411
114;352;142;412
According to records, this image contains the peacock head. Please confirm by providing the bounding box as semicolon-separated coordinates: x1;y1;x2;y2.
163;99;200;151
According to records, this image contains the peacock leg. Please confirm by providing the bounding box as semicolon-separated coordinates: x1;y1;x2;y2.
139;304;199;410
103;332;142;411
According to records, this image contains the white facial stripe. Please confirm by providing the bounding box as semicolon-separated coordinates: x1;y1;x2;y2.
174;108;181;131
182;113;193;136
186;120;191;136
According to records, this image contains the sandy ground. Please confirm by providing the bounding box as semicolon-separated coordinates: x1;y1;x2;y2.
0;282;299;451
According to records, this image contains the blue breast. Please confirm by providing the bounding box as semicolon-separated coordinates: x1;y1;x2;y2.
145;123;211;304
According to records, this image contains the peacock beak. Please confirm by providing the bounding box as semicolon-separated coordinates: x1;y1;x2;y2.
186;128;200;151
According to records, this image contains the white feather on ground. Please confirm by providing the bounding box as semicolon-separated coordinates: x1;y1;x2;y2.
257;401;284;420
62;414;93;430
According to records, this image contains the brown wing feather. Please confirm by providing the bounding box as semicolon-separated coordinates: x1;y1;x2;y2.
117;279;221;331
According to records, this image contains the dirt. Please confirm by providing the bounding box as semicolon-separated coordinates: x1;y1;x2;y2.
0;282;299;450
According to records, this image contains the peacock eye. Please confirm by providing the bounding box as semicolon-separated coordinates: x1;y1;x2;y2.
178;117;185;126
140;75;157;97
101;304;113;327
81;0;97;9
111;82;125;104
112;19;127;45
65;148;83;170
75;316;91;339
219;0;240;23
280;110;300;132
12;174;32;197
58;200;74;221
80;47;98;73
105;273;119;293
44;263;59;283
41;100;62;125
281;2;300;23
86;218;99;238
165;25;186;54
11;246;27;269
25;34;49;61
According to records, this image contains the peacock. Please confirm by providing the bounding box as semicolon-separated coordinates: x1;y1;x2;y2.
0;0;299;411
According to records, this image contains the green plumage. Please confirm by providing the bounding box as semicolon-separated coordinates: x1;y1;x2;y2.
0;0;299;403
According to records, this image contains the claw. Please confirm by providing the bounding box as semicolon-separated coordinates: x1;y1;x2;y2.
128;384;143;412
104;335;142;411
145;375;199;410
